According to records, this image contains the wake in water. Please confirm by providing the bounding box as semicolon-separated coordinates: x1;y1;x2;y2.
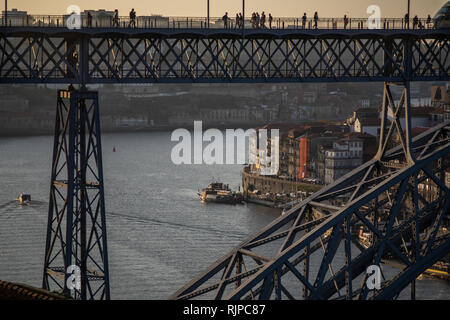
22;200;47;208
107;211;248;239
0;200;16;211
0;199;47;212
0;199;246;239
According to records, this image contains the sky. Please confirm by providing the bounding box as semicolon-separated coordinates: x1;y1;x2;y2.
4;0;446;18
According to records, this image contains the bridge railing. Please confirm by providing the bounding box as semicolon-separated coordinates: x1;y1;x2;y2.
0;14;436;30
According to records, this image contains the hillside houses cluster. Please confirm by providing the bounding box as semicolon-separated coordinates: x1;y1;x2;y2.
250;84;449;185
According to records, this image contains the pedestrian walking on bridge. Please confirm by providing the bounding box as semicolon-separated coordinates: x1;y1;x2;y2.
87;12;93;28
113;9;119;27
261;12;266;28
222;12;229;28
344;14;349;29
413;15;419;29
129;8;136;28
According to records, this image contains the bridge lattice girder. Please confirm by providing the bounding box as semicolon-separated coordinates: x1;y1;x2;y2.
0;28;448;83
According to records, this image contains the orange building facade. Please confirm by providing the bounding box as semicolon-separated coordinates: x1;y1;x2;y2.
298;137;310;179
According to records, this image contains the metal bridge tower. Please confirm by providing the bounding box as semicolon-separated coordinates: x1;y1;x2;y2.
42;88;110;300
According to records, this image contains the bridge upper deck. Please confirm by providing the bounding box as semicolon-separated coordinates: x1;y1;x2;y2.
0;25;449;38
0;19;448;84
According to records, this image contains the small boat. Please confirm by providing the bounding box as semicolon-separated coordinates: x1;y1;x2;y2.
199;182;244;205
17;193;31;205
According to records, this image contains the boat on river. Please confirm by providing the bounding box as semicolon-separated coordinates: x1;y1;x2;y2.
16;193;31;205
198;182;244;205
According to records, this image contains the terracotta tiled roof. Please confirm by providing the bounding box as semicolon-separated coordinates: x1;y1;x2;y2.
428;108;446;114
411;127;430;136
344;131;376;139
357;118;389;126
354;107;379;113
337;136;362;142
399;106;441;116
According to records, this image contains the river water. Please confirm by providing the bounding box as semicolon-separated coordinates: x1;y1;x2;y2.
0;132;448;299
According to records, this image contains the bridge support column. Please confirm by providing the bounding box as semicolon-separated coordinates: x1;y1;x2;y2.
376;82;416;164
42;87;110;300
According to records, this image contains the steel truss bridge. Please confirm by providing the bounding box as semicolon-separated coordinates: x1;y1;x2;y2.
0;25;449;300
0;28;448;83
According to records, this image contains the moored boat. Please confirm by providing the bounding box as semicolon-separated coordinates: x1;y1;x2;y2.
199;182;244;204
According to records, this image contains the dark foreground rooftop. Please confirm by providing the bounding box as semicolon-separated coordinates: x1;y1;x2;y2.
0;279;67;300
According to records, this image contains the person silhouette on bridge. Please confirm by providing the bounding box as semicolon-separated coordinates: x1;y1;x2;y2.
418;20;424;29
235;13;240;28
426;14;432;29
129;9;136;28
314;12;318;29
269;13;273;29
261;12;266;28
113;9;119;27
344;14;349;29
413;15;419;29
404;12;409;29
222;12;229;28
87;12;93;28
302;13;307;29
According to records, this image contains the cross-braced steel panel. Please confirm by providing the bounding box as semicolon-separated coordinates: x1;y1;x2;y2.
42;89;110;300
0;29;448;83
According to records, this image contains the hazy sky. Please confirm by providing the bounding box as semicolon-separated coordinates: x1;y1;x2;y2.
5;0;445;17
